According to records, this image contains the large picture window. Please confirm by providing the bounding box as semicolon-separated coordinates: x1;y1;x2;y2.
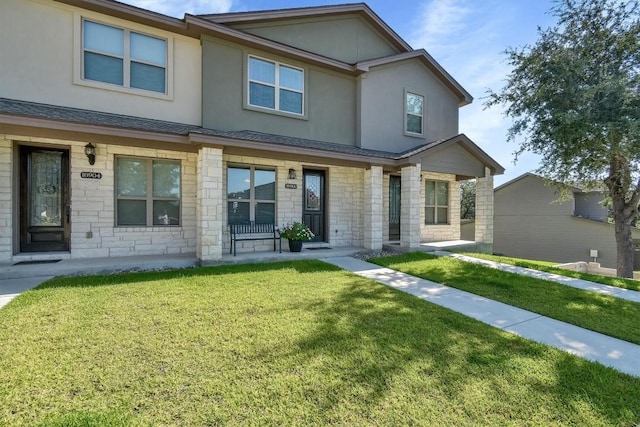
227;166;276;224
116;157;180;226
405;91;424;136
82;20;167;94
248;56;304;115
425;180;448;225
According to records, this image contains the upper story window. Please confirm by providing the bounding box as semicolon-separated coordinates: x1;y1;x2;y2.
425;180;448;225
248;56;304;115
82;20;167;94
405;91;424;136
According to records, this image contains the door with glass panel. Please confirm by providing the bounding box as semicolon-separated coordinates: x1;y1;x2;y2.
303;170;325;242
19;146;70;252
389;175;401;241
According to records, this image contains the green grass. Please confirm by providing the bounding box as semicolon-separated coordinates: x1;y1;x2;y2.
459;252;640;292
371;253;640;345
0;260;639;426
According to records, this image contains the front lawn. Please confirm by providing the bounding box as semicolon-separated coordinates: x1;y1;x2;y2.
1;261;639;426
459;252;640;292
371;253;640;345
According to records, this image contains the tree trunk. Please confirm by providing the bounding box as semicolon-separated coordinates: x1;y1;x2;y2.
613;207;634;278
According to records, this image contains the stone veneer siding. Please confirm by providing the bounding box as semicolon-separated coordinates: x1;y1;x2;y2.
1;135;198;261
401;164;422;248
363;166;383;250
474;167;494;249
420;171;461;242
222;155;365;254
0;137;12;262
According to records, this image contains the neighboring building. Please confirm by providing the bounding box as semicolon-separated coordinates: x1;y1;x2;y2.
0;0;503;263
494;173;640;269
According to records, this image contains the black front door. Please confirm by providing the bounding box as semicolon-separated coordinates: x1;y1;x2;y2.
20;146;70;252
389;175;401;240
303;170;325;242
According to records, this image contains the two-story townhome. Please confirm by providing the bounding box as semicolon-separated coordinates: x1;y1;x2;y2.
0;0;504;264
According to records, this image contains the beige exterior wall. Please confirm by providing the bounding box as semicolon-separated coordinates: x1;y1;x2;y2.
0;139;12;263
420;172;461;242
221;155;365;253
0;0;201;125
1;134;198;261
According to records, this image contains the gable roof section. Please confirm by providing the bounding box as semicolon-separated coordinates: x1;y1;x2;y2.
400;134;505;176
0;98;502;174
357;50;473;106
198;3;412;53
494;172;601;193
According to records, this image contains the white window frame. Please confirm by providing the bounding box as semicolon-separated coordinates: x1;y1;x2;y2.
404;89;425;137
73;15;173;100
227;165;277;225
425;180;449;225
115;156;182;227
246;54;306;118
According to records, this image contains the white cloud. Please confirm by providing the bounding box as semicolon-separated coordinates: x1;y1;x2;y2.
121;0;233;18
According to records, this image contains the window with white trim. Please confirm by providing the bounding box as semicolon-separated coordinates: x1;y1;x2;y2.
248;56;304;115
116;157;181;226
425;180;449;224
82;19;167;94
227;166;276;224
405;92;424;135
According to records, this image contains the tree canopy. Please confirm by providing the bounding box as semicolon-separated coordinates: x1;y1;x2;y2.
486;0;640;276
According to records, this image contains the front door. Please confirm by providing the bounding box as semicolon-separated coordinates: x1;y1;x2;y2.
303;170;325;242
20;146;70;252
389;175;401;240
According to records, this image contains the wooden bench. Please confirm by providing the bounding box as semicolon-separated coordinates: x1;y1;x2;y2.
229;222;281;256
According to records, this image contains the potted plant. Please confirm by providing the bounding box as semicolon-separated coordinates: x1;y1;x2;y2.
278;222;314;252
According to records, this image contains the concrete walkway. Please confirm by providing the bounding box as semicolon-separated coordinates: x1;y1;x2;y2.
323;256;640;377
435;251;640;303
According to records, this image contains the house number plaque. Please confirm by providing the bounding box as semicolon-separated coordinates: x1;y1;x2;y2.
81;172;102;179
285;183;297;189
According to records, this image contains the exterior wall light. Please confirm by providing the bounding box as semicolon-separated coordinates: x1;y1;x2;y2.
84;143;96;165
288;168;297;180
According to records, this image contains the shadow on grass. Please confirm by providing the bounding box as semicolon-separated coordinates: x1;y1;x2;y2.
278;273;640;424
33;259;342;290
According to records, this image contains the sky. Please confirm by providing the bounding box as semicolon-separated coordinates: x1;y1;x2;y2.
120;0;559;186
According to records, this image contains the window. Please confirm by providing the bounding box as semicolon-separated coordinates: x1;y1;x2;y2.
116;157;180;226
405;91;424;135
425;181;448;224
82;20;167;93
248;56;304;115
227;166;276;224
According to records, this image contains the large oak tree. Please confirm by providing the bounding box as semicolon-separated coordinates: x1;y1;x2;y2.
487;0;640;277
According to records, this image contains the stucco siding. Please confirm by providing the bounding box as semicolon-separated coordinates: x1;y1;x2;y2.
229;16;398;63
494;174;640;269
421;143;486;177
358;59;459;152
202;38;357;145
0;0;202;125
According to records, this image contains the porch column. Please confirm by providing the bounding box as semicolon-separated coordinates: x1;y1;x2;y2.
401;163;422;248
196;146;224;262
474;167;494;253
0;137;11;263
363;165;383;250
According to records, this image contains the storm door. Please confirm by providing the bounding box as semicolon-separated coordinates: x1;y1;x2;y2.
19;146;70;252
302;170;325;242
389;175;401;240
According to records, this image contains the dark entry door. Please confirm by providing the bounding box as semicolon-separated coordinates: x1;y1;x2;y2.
303;170;325;242
20;146;70;252
389;175;401;240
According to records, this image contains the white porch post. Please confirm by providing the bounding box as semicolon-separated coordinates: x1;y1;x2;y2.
474;167;494;253
363;165;383;250
401;163;422;248
196;146;224;262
